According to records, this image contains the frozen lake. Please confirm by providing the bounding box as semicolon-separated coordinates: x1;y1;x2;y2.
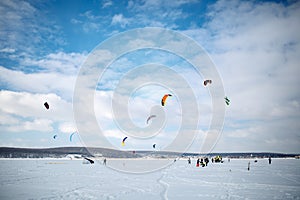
0;158;299;199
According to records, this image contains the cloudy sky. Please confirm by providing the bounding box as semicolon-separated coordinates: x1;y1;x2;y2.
0;0;299;153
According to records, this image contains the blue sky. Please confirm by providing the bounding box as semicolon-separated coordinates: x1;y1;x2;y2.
0;0;299;153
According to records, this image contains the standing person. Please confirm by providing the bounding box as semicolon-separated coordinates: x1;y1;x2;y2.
196;158;200;167
188;157;191;164
103;158;107;165
268;156;272;164
204;157;209;166
248;161;250;171
200;158;204;167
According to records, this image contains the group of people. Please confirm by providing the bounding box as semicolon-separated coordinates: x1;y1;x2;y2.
187;156;272;170
186;156;224;167
100;156;272;168
192;157;210;167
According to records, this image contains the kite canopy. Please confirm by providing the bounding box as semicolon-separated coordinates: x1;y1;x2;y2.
146;115;156;124
69;132;76;142
203;80;212;86
153;144;156;149
84;157;94;164
53;135;57;139
44;102;49;109
161;94;172;106
224;97;230;105
122;137;128;146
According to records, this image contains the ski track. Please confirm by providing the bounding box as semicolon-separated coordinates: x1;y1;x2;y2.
0;159;299;199
275;172;300;185
157;170;170;200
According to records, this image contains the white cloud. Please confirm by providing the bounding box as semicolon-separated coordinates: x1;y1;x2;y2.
94;90;114;121
1;0;299;152
0;90;84;145
0;51;86;100
0;110;19;125
103;129;123;139
181;0;300;153
80;10;101;21
0;66;76;100
207;1;300;53
7;119;53;132
0;104;54;133
111;14;130;28
216;117;300;153
0;0;64;56
70;18;81;25
58;122;77;133
102;0;113;8
0;90;73;122
21;51;87;74
82;22;101;33
72;10;110;33
127;39;155;49
125;0;195;29
0;48;15;53
127;0;195;12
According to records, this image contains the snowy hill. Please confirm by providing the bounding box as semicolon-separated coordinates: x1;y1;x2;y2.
0;147;298;159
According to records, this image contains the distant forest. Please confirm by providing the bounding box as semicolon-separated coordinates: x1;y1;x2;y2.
0;147;298;159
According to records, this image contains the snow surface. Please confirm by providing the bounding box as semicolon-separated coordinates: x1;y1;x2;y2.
0;158;299;199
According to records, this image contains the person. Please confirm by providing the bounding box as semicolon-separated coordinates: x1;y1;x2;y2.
268;156;272;164
200;158;205;167
211;158;214;163
248;161;250;171
196;158;200;167
205;157;209;166
228;158;230;162
103;158;107;165
188;157;191;164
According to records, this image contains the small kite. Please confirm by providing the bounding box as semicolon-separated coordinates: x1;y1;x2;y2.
203;80;212;86
146;115;156;124
84;157;94;164
153;144;156;149
44;102;49;110
53;135;57;139
224;97;230;105
122;137;128;146
161;94;172;106
69;132;76;142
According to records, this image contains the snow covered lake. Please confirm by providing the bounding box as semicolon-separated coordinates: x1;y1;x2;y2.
0;158;299;199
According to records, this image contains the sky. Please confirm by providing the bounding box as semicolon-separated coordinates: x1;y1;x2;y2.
0;0;299;153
